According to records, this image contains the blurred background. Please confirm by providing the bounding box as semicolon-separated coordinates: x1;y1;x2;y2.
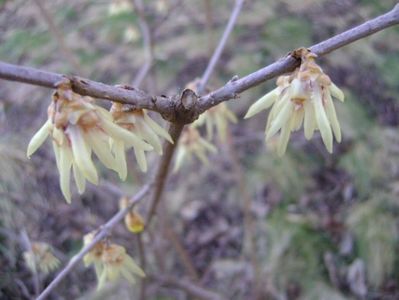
1;0;399;299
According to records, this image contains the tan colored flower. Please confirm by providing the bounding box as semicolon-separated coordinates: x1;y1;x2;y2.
23;242;60;275
174;126;217;172
245;48;344;156
27;80;152;202
98;243;145;289
83;231;106;279
193;102;237;142
111;103;172;174
120;196;145;233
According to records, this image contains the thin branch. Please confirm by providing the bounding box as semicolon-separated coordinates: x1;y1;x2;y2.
151;275;227;300
36;184;151;300
32;0;84;75
131;0;154;87
198;0;245;93
1;4;398;122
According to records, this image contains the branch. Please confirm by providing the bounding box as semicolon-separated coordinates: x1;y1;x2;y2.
1;4;398;122
36;184;151;300
196;3;399;113
198;0;245;93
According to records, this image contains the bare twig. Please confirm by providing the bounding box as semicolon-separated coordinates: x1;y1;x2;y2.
131;0;154;87
36;184;151;300
1;4;398;122
198;0;245;93
151;275;227;300
32;0;84;75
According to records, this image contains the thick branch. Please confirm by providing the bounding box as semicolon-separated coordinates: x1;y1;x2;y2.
36;185;151;300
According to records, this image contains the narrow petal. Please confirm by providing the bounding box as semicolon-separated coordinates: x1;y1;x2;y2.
101;119;153;151
198;138;217;153
73;163;86;194
113;140;128;180
125;256;146;277
194;147;209;165
134;148;147;172
277;123;292;156
266;100;294;141
206;118;213;140
244;89;279;119
291;109;304;131
59;146;73;203
68;126;99;184
225;106;238;123
304;101;316;140
215;115;227;142
173;147;187;172
143;113;173;143
53;141;61;170
120;268;136;284
27;120;52;158
312;91;333;153
324;92;342;142
329;83;344;102
138;122;163;155
85;130;117;170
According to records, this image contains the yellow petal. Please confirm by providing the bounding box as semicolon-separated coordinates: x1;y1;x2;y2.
59;145;73;203
173;147;187;172
277;123;291;156
27;120;52;158
324;92;342;142
143;112;173;143
291;109;304;131
134;148;147;172
198;138;217;153
113;140;128;180
101;118;153;151
139;122;163;154
329;83;344;102
312;91;333;153
304;101;316;140
85;130;117;170
73;163;86;194
244;89;279;119
68;126;99;184
266;100;294;141
215;115;227;142
124;256;145;277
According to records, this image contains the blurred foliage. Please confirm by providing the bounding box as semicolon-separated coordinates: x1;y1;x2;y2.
1;0;399;299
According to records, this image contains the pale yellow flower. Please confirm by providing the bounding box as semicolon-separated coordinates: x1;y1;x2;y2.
98;244;145;289
108;0;132;16
174;126;217;172
27;80;152;202
111;104;172;174
245;48;344;156
83;232;106;279
120;196;145;233
23;242;60;275
193;102;237;142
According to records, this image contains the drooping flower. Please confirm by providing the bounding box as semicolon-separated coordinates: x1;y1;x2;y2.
27;80;152;202
245;48;344;156
174;126;217;172
193;102;237;142
23;242;60;274
98;243;145;289
111;103;173;174
120;196;145;233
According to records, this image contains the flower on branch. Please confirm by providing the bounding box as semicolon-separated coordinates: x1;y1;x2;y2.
193;102;237;142
23;242;60;275
27;80;152;202
120;196;145;233
83;233;145;289
174;126;217;172
111;103;173;174
245;48;344;156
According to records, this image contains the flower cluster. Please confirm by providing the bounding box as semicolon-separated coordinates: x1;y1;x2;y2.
245;48;344;156
23;242;60;275
83;232;145;289
27;80;170;202
174;126;217;172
